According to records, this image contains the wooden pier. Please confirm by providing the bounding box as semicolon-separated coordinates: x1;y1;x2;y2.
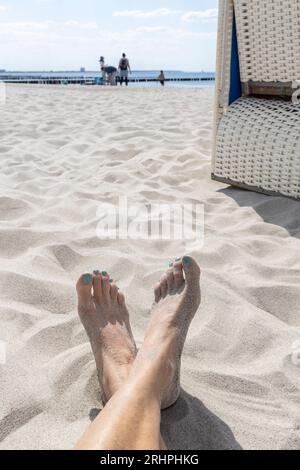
0;74;215;86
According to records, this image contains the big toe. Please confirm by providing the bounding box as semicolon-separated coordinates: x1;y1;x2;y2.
179;256;201;313
182;256;201;286
76;273;93;307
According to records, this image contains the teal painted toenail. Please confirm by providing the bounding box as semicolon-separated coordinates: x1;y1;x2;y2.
109;279;113;283
183;256;191;266
83;274;92;285
101;271;107;276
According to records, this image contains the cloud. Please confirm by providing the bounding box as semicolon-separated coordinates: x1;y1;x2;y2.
182;9;218;23
113;8;218;23
0;20;215;40
126;25;216;40
113;8;181;19
64;20;80;27
0;21;50;35
81;21;98;30
0;20;217;71
0;4;8;12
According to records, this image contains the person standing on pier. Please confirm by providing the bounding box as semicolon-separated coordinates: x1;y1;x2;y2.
118;53;131;86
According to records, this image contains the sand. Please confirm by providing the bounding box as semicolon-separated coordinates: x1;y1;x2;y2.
0;84;300;450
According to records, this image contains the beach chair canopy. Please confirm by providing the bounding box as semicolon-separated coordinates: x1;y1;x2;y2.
212;0;300;199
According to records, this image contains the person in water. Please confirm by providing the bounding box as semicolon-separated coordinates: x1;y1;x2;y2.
74;256;201;450
157;70;166;86
118;53;131;86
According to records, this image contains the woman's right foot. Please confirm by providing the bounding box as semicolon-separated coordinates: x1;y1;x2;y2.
76;271;137;404
131;256;201;409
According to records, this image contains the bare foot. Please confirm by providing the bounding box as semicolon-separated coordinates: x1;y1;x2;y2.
132;256;201;409
76;271;137;404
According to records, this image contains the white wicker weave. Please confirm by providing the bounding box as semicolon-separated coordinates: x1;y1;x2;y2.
212;0;234;168
214;97;300;198
234;0;300;82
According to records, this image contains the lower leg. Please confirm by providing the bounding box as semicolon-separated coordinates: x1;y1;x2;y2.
75;380;162;450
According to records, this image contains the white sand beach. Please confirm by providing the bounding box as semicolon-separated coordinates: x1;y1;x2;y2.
0;84;300;450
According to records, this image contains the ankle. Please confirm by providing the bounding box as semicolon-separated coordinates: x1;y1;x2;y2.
123;374;164;408
98;362;133;401
128;352;175;402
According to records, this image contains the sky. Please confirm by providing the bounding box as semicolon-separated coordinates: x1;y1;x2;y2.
0;0;219;71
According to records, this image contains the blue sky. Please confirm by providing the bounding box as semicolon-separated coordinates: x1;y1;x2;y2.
0;0;218;71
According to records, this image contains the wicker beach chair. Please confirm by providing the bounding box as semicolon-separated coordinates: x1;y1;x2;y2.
212;0;300;199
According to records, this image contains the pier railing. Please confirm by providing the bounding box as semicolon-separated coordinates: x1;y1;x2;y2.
0;74;215;86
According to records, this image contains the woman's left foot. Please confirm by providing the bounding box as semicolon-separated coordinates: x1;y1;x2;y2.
130;256;201;410
76;271;137;403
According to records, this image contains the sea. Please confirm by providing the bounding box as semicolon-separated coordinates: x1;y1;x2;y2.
0;70;215;88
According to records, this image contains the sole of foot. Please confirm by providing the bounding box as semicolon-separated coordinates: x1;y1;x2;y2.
147;256;201;409
76;271;137;404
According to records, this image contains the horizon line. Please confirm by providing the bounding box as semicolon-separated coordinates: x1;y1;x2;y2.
0;69;216;74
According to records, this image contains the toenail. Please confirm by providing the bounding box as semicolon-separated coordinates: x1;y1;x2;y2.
182;256;191;266
93;270;100;275
102;271;107;276
83;273;92;285
109;279;113;283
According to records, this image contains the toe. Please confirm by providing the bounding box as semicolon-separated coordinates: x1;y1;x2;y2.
154;284;162;303
166;269;175;293
160;275;168;298
76;273;93;306
173;263;185;290
182;256;201;285
101;272;111;302
110;283;119;302
117;291;126;306
93;272;103;304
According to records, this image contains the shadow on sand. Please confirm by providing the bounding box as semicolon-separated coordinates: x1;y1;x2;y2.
219;187;300;239
89;389;242;450
161;390;242;450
